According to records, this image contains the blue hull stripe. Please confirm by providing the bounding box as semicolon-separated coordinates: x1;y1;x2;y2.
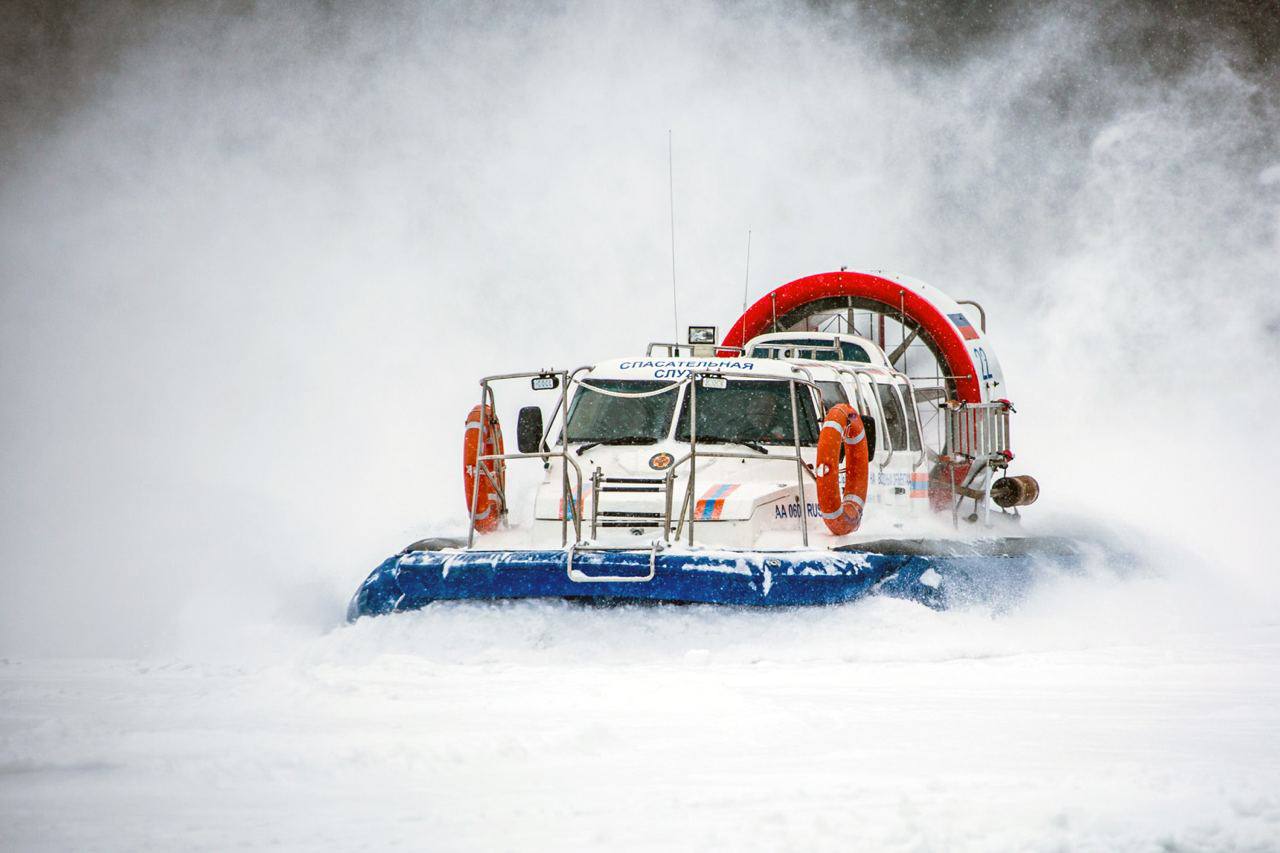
346;543;1093;621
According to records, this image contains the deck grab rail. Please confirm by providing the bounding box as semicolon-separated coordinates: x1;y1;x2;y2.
465;367;825;565
941;399;1014;525
467;370;585;549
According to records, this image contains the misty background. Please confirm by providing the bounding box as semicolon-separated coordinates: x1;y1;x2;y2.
1;0;1277;657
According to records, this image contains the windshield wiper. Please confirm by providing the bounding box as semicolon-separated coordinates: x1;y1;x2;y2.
693;436;769;455
574;436;659;456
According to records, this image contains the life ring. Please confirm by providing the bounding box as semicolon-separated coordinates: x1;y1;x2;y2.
463;404;506;532
814;403;869;536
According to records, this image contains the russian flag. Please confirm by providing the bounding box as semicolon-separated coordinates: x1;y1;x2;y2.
910;472;929;499
695;484;740;520
948;312;980;341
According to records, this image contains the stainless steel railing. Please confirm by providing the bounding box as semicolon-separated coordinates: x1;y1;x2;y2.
467;366;825;554
831;365;927;469
943;400;1011;461
659;368;823;547
747;341;843;360
645;343;746;357
940;399;1013;525
466;369;586;549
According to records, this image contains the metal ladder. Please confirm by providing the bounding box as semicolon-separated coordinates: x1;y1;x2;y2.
588;468;668;538
564;468;669;583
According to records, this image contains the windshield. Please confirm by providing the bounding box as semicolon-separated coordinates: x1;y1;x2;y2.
748;338;871;363
675;379;820;446
565;379;678;443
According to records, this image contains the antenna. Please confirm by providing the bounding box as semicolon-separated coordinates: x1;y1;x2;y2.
741;229;752;314
668;130;678;341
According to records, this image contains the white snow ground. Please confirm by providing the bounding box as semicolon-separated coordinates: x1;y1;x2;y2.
4;571;1279;852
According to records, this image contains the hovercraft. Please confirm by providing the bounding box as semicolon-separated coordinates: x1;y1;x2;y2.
349;270;1074;620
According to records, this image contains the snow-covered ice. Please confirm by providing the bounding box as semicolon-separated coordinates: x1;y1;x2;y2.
4;571;1279;851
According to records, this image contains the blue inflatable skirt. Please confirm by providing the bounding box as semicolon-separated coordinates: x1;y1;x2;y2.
347;537;1089;620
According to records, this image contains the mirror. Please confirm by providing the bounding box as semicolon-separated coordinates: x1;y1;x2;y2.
517;406;544;454
862;414;878;460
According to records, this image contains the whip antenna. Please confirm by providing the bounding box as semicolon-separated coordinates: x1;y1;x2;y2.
668;130;678;341
741;228;752;315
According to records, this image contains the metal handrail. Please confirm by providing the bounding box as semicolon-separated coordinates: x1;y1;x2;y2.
831;365;874;417
660;368;824;547
473;365;825;552
886;367;929;468
474;449;586;542
833;365;895;469
832;365;929;470
530;364;619;456
943;400;1011;460
748;341;843;360
956;300;987;333
467;369;585;549
663;449;819;542
940;399;1012;526
566;540;662;582
887;383;926;470
539;365;593;450
645;342;746;357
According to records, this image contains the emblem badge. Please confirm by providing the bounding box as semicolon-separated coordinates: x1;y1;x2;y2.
648;452;674;471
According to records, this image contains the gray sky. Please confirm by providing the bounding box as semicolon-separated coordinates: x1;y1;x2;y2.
1;0;1277;656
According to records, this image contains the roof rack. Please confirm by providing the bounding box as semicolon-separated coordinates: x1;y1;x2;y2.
645;342;745;357
746;341;844;360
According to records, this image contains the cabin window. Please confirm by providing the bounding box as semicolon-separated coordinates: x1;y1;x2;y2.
875;383;909;452
816;381;849;409
675;380;819;446
566;380;677;444
748;339;872;362
900;387;922;451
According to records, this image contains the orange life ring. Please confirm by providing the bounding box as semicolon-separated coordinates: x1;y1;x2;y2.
815;403;869;536
463;404;506;533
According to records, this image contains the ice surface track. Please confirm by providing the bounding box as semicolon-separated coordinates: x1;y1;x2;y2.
4;571;1280;852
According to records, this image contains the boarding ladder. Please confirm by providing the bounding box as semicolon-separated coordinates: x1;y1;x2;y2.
564;469;669;582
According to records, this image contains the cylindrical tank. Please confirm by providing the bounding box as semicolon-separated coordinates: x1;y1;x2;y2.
990;474;1039;508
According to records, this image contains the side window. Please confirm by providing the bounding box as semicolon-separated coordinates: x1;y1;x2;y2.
898;386;922;451
803;384;824;432
855;378;880;459
875;384;908;452
856;377;878;421
816;381;849;409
